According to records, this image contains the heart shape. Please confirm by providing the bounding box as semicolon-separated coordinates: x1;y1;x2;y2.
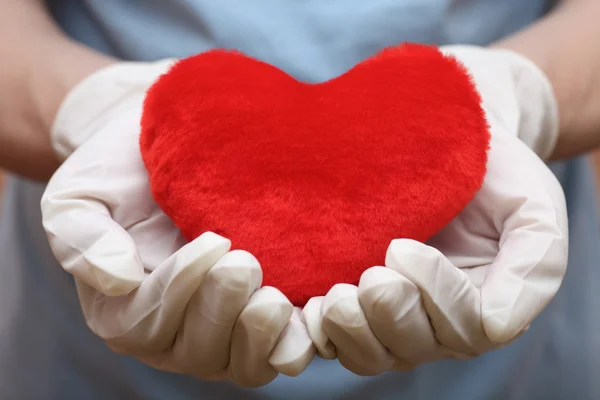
140;44;489;306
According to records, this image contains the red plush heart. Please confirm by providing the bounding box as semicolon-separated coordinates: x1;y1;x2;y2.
140;44;489;306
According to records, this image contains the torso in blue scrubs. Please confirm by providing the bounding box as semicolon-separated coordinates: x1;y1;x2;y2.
1;1;598;399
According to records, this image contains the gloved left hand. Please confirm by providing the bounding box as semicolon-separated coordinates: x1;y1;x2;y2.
40;59;315;387
301;45;569;375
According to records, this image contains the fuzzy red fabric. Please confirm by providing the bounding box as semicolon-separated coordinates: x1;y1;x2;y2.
140;43;490;307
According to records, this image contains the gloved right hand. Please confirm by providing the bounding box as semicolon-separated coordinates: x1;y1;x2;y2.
40;60;315;388
302;45;568;376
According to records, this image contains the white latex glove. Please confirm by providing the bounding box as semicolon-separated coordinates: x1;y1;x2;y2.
302;45;569;375
40;60;315;387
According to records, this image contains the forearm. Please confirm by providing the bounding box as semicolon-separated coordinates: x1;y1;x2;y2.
492;0;600;160
0;0;117;181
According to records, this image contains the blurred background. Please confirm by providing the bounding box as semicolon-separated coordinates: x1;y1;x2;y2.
597;152;600;201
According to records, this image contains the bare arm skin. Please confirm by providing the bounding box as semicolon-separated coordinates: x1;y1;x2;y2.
493;0;600;160
0;0;598;181
0;0;116;181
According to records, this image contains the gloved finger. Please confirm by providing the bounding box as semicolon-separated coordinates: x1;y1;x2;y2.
228;286;293;388
302;297;336;359
269;307;316;376
41;109;156;296
358;267;440;364
321;284;396;376
172;250;262;377
77;232;231;354
385;239;489;356
478;133;568;343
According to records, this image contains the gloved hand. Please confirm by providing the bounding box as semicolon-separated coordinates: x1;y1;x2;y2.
301;45;569;375
40;60;315;387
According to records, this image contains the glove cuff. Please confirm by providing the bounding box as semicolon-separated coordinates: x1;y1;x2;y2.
494;48;560;161
50;58;177;160
440;45;559;161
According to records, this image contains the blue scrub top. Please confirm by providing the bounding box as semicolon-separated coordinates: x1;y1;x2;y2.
0;1;598;399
